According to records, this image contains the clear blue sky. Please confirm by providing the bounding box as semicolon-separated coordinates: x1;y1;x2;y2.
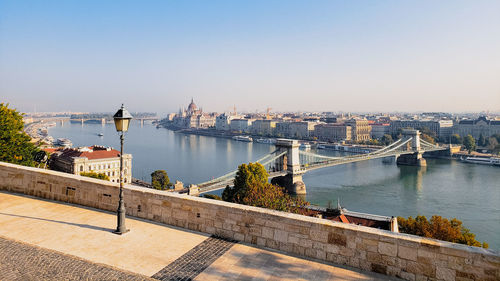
1;0;499;114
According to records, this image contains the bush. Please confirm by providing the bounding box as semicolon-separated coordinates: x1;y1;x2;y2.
203;194;222;200
397;215;488;248
80;172;110;181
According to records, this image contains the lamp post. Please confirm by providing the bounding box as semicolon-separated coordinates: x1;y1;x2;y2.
113;104;133;235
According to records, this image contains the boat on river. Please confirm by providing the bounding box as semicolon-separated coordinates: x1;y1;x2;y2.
461;157;500;166
232;135;253;142
55;138;72;147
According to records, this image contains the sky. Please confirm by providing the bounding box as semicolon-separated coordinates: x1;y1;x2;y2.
1;0;499;115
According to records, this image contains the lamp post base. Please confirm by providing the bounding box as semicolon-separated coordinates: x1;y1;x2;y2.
112;228;130;235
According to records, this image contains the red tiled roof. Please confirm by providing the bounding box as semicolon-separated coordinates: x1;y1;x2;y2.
55;146;120;160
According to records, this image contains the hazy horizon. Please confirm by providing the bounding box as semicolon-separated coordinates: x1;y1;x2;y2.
1;0;499;114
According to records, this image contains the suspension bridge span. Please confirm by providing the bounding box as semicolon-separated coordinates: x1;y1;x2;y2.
194;129;447;195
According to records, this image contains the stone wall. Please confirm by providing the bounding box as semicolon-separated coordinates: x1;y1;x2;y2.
0;162;498;281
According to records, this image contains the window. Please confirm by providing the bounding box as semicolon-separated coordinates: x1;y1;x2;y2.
88;165;91;170
112;171;115;176
80;165;83;172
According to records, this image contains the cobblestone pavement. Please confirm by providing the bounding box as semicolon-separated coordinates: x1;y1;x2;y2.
152;235;237;281
0;236;154;281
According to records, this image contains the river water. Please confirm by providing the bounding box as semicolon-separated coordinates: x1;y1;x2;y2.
49;122;500;249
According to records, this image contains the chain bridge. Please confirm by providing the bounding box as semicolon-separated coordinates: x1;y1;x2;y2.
195;129;447;195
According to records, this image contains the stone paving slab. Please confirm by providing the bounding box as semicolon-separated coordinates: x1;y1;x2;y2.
0;191;402;280
194;243;399;281
0;191;209;277
0;236;153;281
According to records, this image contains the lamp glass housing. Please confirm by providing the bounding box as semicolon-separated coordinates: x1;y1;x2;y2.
113;104;133;132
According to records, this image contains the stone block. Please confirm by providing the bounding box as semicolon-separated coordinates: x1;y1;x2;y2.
310;230;328;243
400;271;416;281
274;229;288;243
436;266;455;281
399;245;418;261
328;232;346;246
371;263;387;275
378;242;397;257
261;227;274;239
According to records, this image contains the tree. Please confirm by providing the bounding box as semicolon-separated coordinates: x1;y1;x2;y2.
487;137;498;153
241;181;310;215
0;103;39;166
222;162;310;215
419;126;437;142
381;134;393;146
421;133;436;144
80;172;110;181
397;215;488;248
478;134;485;147
222;162;268;203
151;170;172;190
463;134;476;153
450;134;462;144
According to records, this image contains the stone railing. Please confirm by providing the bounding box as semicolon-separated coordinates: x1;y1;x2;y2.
0;161;498;281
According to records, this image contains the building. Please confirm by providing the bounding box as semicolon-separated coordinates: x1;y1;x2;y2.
370;123;390;139
390;119;453;139
215;113;236;131
48;146;132;183
171;99;216;129
313;124;352;142
345;119;371;142
455;116;500;139
230;119;253;133
251;120;276;136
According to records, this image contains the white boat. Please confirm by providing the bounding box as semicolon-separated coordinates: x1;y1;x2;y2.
55;138;72;147
255;138;276;144
462;157;500;166
98;133;104;137
317;144;326;149
232;135;253;142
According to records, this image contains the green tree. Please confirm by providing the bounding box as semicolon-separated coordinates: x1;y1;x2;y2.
450;134;462;144
222;162;309;214
381;134;393;146
463;134;476;153
0;103;39;166
397;215;487;248
222;162;268;203
151;170;172;190
80;172;110;181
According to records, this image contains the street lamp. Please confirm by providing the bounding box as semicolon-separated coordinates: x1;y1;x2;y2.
113;104;133;235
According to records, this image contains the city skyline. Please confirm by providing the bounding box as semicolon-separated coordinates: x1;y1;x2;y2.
1;0;500;114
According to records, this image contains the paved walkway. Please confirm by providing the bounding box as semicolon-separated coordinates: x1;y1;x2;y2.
0;191;400;280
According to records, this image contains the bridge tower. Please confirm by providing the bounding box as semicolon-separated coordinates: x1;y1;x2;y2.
273;139;306;195
396;129;427;167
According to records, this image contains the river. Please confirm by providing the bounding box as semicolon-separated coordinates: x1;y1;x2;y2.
48;121;500;250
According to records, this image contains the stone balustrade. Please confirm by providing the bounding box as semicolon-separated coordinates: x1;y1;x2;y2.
0;161;498;281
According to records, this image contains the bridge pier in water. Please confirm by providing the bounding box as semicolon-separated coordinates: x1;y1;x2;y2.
273;139;306;195
396;129;427;167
